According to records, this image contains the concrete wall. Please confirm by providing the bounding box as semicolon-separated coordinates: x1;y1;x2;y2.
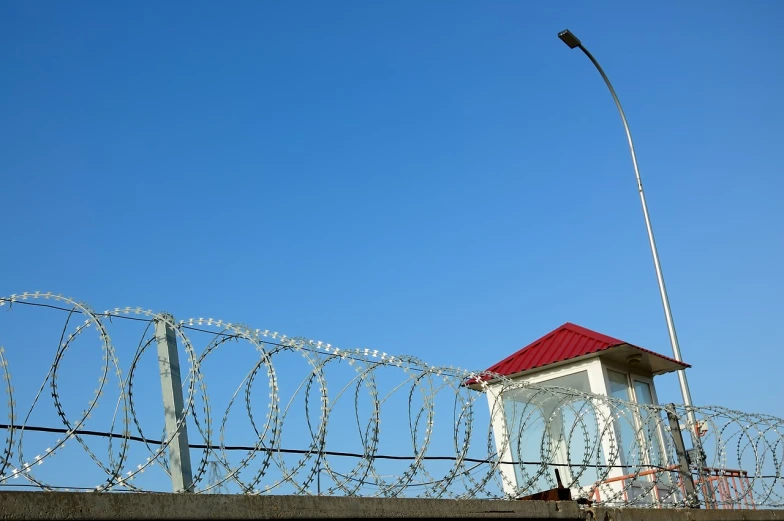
0;492;782;520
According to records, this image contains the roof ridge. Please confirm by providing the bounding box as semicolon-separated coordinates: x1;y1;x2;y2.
484;322;627;376
560;321;625;345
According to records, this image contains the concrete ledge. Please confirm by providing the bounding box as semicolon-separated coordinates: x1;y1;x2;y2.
0;492;781;520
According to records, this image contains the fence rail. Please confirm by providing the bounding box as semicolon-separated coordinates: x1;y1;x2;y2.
0;292;781;508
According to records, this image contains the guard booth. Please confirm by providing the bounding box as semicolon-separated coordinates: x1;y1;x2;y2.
468;322;691;506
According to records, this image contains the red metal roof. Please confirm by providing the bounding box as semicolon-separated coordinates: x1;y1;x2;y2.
483;322;690;377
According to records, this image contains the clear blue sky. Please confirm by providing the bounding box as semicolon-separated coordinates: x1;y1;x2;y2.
2;1;783;424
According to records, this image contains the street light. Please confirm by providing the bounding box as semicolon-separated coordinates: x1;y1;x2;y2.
557;29;696;418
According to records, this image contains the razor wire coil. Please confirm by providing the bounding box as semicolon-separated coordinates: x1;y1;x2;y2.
0;292;781;508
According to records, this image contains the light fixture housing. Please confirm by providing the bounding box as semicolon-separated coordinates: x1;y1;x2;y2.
627;353;643;365
558;29;581;49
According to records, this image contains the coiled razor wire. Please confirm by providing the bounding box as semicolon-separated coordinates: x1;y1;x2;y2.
0;292;781;508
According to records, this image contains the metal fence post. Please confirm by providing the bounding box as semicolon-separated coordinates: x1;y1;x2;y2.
155;313;194;493
665;404;699;508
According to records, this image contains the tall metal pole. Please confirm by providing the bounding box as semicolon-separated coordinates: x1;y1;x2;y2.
557;30;696;424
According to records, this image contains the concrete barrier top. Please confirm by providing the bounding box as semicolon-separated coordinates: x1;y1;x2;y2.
0;492;781;520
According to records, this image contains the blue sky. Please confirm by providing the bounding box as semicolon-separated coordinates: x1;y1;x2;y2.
2;0;783;430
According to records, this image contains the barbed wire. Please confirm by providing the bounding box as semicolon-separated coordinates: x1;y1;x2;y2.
0;292;781;508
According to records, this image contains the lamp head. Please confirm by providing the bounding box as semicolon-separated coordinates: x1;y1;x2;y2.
627;353;643;365
558;29;581;49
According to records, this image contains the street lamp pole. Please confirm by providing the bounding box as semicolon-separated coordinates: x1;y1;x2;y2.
556;29;696;420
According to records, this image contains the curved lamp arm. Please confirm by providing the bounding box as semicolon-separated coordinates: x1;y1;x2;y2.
557;29;696;418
